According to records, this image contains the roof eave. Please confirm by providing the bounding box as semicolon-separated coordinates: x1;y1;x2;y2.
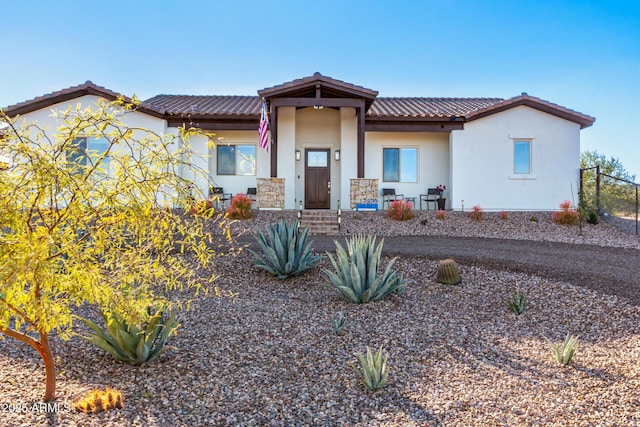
465;96;595;129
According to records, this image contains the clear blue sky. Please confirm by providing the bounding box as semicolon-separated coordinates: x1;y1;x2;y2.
2;0;639;180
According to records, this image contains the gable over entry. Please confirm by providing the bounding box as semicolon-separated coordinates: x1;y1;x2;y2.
258;72;378;178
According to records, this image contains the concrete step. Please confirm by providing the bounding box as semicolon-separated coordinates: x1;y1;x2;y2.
300;210;340;236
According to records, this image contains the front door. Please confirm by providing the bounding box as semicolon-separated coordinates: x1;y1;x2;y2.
305;149;331;209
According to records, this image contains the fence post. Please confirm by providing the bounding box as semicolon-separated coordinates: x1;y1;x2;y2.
579;168;584;207
596;165;601;214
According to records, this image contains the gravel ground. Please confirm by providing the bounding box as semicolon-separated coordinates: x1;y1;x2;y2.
2;210;640;426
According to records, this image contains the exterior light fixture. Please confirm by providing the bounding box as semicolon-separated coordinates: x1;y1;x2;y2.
295;149;301;161
334;150;340;161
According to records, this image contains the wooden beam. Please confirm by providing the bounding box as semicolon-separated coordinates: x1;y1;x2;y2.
270;103;278;177
365;122;464;132
271;97;365;108
167;119;258;130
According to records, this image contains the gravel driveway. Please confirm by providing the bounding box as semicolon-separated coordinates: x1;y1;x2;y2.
305;235;640;306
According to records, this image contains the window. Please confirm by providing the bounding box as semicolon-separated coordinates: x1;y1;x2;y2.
514;140;531;174
216;144;256;176
67;137;110;169
383;147;417;182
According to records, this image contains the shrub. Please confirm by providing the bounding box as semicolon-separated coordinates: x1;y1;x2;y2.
189;199;214;217
584;208;599;225
75;388;124;413
325;235;405;303
435;259;461;285
331;313;346;335
387;199;414;221
530;214;538;222
508;291;526;314
355;346;389;392
552;200;580;225
227;194;254;220
469;205;484;221
499;210;509;220
249;219;322;279
548;334;579;366
436;210;446;220
79;307;178;365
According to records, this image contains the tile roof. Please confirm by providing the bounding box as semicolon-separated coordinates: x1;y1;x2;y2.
3;78;595;129
3;81;164;117
465;93;595;128
144;94;261;117
368;97;504;119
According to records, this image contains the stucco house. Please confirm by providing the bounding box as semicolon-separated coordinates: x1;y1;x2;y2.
3;72;594;211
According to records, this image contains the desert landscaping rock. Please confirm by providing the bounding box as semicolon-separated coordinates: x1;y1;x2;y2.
1;210;639;426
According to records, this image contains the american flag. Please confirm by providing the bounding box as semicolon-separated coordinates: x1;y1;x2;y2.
258;100;269;151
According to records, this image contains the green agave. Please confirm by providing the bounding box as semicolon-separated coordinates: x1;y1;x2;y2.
79;307;178;365
355;346;389;391
548;334;579;366
325;235;405;303
249;219;322;279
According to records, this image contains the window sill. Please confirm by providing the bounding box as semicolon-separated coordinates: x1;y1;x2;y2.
509;175;537;180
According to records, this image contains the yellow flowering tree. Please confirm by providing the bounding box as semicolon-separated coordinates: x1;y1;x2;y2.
0;98;223;401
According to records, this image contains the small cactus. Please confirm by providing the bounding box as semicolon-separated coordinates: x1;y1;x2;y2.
75;388;124;413
435;259;461;285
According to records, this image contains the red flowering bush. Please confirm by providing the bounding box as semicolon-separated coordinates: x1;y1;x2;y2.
436;209;446;220
227;194;254;220
469;205;484;221
387;200;414;221
499;210;509;220
552;200;579;225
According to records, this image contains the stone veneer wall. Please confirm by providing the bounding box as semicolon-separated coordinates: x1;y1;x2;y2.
350;178;379;209
256;178;285;209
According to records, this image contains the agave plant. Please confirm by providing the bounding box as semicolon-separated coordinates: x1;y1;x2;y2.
325;235;405;303
249;219;322;279
355;346;389;391
331;313;346;335
78;307;178;365
508;290;527;314
548;334;579;366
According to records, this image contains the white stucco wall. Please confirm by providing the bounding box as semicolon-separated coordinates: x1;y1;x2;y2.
294;107;342;209
203;130;269;198
450;106;581;211
365;132;450;209
14;95;168;139
277;107;296;209
340;108;357;210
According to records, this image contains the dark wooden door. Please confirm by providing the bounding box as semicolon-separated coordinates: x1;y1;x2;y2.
305;149;330;209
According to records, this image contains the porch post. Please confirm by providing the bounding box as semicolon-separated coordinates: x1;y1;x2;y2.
270;102;278;178
357;100;365;178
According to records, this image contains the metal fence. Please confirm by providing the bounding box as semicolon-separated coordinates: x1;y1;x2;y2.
580;165;639;235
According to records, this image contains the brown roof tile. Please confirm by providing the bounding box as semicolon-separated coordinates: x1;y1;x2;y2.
3;81;164;118
144;95;261;117
368;97;504;119
258;72;379;99
465;93;595;128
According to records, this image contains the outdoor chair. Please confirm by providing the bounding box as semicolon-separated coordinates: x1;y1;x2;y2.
247;187;257;201
420;188;439;210
382;188;404;209
209;186;232;209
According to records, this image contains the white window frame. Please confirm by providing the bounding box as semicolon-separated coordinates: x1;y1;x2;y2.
216;144;256;176
509;137;536;180
67;136;111;170
382;146;419;183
